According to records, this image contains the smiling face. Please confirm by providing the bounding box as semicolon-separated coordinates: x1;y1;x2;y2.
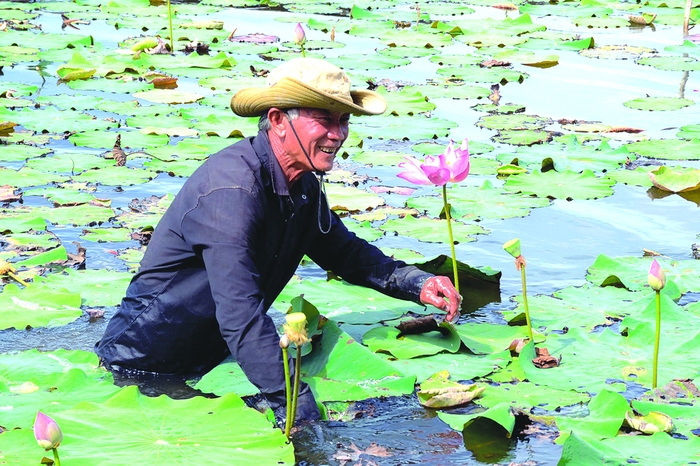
268;107;350;184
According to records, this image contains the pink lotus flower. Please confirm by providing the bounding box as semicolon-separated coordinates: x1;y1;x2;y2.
648;258;666;291
397;139;470;187
34;411;63;451
294;23;306;46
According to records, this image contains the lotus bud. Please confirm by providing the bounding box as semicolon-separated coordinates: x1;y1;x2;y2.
279;334;290;349
648;258;666;291
293;22;306;46
34;411;63;451
283;313;309;346
503;238;521;258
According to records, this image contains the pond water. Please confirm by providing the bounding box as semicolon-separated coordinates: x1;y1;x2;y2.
2;2;700;465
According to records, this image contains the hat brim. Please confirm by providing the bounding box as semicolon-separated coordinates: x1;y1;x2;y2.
230;77;387;117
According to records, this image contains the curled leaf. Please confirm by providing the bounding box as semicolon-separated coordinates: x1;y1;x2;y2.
624;409;674;434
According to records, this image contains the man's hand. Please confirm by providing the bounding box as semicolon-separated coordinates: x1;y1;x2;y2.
419;276;461;322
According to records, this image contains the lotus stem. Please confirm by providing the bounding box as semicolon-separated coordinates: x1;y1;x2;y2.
167;0;174;53
52;447;61;466
442;185;459;294
281;345;293;439
8;270;28;287
289;345;302;435
520;263;534;343
653;289;661;389
300;44;306;58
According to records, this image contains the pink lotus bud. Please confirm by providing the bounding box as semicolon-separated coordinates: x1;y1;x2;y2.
648;258;666;291
294;23;306;46
34;411;63;451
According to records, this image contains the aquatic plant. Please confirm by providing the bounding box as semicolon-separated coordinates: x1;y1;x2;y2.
648;258;666;389
503;238;534;343
294;23;306;58
281;312;309;439
34;411;62;466
0;259;28;287
397;139;470;292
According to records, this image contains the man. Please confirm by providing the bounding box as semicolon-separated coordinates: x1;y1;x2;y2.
95;58;461;424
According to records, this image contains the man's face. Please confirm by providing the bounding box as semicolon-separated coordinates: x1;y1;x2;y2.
285;108;350;172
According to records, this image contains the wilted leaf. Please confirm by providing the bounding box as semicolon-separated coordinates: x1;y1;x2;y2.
624;409;674;434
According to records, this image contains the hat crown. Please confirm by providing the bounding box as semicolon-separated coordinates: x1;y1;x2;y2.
267;58;353;104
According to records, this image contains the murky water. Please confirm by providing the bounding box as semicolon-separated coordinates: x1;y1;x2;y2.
2;3;699;465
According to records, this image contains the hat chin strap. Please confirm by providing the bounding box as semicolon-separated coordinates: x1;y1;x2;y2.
286;114;332;235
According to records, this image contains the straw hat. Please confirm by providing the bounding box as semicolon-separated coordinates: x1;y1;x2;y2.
230;58;387;117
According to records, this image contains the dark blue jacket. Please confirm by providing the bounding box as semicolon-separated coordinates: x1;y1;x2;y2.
95;130;432;403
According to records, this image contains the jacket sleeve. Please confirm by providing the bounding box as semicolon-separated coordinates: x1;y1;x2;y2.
180;187;288;398
306;209;433;303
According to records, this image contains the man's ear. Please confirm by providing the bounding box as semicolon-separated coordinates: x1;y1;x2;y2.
267;108;287;137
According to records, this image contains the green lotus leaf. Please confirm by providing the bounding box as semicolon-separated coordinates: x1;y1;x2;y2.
405;82;491;100
648;165;700;192
623;96;695;111
66;75;154;93
126;112;192;130
138;51;235;70
8;203;115;227
380;215;488;243
132;88;205;104
10;105;115;134
378;348;511;383
143;158;207;177
429;53;484;67
477;113;551;131
331;53;410;71
452;14;545;47
677;123;700;140
559;429;700;466
2;30;93;51
519;36;594;51
520;2;612;18
325;183;386;212
472;103;527;114
189;356;260;397
302;321;416;402
438;401;516;437
664;39;700;57
488;48;559;67
406;180;551;220
437;64;528;84
0;385;294;465
351;113;456;141
637;55;700;71
619;292;697;336
554;388;630;444
624;138;700;161
275;276;425;325
453;322;531;354
363;322;462;359
499;136;631;173
476;380;590;411
0;143;51;162
80;226;133;242
70;130;169;150
2;231;60;250
631;399;700;434
606;166;655;187
0;282;82;330
412;140;494;157
504;169;615;200
586;254;700;294
343;219;385;242
23;187;99;206
0;366;119;430
33;268;131;307
373;86;436;115
573;16;629;28
378;46;442;59
0;209;48;233
493;129;553;146
502;284;655;332
520;325;700;393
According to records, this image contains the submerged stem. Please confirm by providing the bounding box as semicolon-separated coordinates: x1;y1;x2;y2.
520;264;534;343
653;290;661;389
290;345;302;433
442;185;459;294
282;346;292;439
